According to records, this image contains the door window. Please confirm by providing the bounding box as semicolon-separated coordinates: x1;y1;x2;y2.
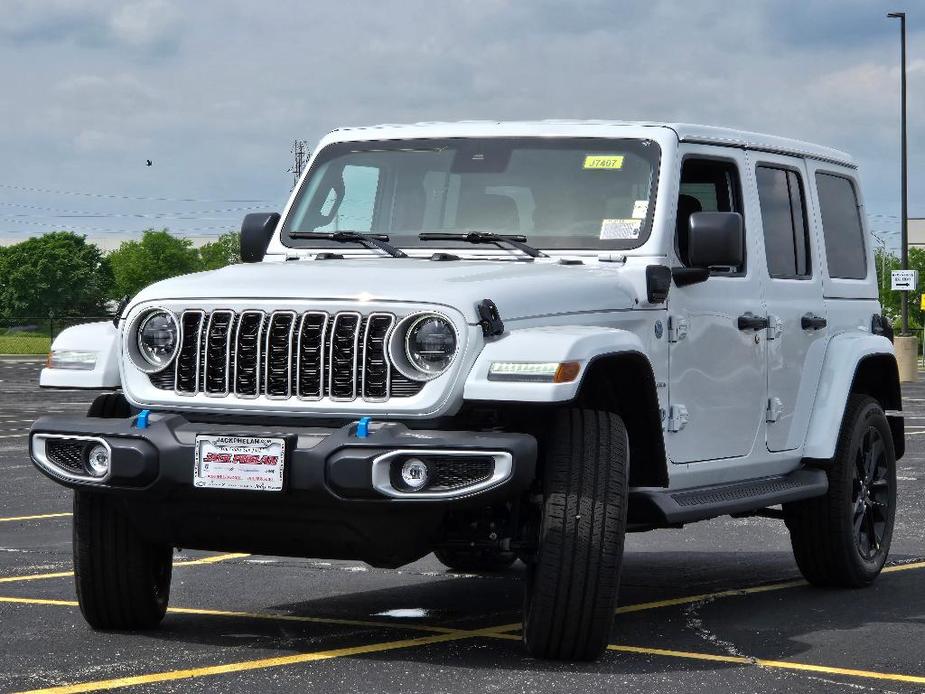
755;166;812;279
676;159;744;272
815;173;867;279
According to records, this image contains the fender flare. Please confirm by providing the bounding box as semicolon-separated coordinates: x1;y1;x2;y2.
463;325;648;403
39;321;121;389
803;333;900;460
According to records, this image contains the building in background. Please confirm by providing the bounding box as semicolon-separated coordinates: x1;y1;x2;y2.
910;219;925;247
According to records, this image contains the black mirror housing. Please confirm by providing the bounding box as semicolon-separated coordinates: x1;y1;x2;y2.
687;212;744;269
240;213;280;263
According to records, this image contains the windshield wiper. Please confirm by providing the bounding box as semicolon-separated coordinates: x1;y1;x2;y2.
289;231;407;258
418;231;546;258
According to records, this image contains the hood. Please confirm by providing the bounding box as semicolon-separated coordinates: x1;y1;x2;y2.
131;258;637;323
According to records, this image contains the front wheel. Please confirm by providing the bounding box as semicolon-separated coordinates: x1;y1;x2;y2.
522;408;629;661
784;395;897;587
73;491;173;629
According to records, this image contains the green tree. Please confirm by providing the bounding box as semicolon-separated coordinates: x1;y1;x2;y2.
198;232;240;270
108;229;201;298
874;247;925;332
0;232;112;317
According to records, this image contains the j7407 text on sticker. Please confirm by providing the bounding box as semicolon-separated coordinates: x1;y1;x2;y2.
583;155;624;170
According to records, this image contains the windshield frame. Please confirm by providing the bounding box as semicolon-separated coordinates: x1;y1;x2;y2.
279;136;662;252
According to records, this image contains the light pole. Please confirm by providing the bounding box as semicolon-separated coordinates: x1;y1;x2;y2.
888;11;909;334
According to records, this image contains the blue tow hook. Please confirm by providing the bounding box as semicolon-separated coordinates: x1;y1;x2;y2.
356;416;372;438
135;409;151;430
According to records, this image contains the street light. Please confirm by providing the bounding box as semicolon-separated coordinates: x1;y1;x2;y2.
888;11;909;334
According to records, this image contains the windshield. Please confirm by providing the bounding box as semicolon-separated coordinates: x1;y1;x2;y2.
281;137;660;251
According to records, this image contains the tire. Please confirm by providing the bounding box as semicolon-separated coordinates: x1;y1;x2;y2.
434;547;517;573
73;491;173;629
522;408;629;661
784;394;897;588
87;393;132;419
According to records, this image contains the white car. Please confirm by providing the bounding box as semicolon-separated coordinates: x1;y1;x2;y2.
31;120;903;661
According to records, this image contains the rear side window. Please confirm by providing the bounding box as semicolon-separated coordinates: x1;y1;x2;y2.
755;166;811;279
815;173;867;279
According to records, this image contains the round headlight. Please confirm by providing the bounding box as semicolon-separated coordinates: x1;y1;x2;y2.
135;310;179;372
404;314;457;377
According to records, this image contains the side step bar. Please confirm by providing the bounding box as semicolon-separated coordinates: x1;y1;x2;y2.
628;468;828;526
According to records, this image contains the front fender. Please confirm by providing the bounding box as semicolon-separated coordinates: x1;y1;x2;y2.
40;321;121;389
463;325;646;403
803;333;898;460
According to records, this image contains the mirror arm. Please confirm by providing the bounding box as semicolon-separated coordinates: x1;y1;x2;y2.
671;267;711;287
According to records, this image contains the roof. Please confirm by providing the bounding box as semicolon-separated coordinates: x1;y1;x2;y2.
326;119;855;168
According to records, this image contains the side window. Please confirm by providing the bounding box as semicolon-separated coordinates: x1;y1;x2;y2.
815;173;867;279
755;166;811;279
313;164;381;232
677;158;744;271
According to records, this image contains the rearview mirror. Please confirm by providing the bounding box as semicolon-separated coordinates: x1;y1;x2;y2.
687;212;744;269
240;213;280;263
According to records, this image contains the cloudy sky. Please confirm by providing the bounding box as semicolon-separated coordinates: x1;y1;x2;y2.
0;0;921;249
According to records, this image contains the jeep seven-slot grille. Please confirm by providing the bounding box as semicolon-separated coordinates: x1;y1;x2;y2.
153;310;424;401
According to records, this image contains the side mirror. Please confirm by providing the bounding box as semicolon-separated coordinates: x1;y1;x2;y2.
687;211;744;269
240;213;280;263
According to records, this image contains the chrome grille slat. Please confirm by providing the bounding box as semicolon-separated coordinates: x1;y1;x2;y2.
264;311;297;399
203;310;235;396
153;308;424;401
362;313;395;401
233;311;265;398
328;312;361;401
296;312;329;400
175;310;205;394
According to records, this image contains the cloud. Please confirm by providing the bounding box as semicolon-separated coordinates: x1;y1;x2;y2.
1;0;180;53
0;0;922;242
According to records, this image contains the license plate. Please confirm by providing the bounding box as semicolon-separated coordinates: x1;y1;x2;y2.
194;435;286;492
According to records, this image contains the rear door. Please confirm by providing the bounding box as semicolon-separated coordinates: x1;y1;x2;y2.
748;152;828;452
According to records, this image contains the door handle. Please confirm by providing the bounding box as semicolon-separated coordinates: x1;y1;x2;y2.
801;315;827;331
737;314;769;331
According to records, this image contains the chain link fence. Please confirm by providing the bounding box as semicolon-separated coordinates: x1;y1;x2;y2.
0;316;112;355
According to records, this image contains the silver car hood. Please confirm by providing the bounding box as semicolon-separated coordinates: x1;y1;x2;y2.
131;258;638;322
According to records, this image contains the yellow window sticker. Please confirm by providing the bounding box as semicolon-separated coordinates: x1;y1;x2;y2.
600;218;641;240
583;155;624;170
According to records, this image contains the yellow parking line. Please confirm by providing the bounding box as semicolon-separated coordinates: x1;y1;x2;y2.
172;553;250;566
616;559;925;615
0;512;71;523
0;553;248;584
607;645;925;685
13;625;513;694
0;596;461;634
0;572;72;584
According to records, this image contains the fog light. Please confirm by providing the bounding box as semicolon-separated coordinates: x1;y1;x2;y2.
86;444;111;478
400;458;429;491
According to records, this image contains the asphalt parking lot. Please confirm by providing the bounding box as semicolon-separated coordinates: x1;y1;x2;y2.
1;357;924;693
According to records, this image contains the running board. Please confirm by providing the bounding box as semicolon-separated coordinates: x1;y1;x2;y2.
628;468;828;526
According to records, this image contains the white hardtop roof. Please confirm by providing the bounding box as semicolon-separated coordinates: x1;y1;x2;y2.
326;119;855;168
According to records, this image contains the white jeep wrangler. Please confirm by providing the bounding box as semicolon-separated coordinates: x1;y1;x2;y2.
32;121;903;661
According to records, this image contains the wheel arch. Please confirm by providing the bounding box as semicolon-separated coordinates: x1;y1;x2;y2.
573;351;668;488
803;335;903;461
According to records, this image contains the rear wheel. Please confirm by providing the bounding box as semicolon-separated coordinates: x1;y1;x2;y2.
522;408;628;661
434;547;516;572
784;395;896;587
73;491;172;629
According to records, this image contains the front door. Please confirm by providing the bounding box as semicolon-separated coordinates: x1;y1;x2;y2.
748;152;828;452
667;147;767;463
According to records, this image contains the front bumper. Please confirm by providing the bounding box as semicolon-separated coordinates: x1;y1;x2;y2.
29;414;536;567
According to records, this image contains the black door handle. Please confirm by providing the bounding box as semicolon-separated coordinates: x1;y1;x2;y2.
801;315;827;331
737;314;769;331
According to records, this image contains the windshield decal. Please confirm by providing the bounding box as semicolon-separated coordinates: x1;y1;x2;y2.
583;154;624;170
600;218;641;240
632;200;649;219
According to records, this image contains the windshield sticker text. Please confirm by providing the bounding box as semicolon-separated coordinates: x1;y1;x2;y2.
583;155;624;170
